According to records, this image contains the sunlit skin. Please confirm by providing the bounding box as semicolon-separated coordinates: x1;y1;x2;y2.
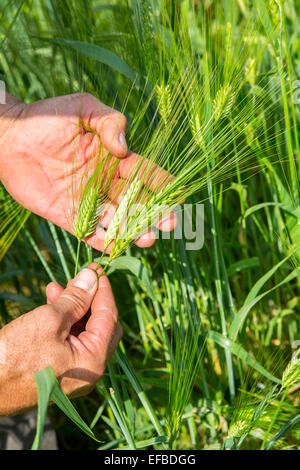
0;92;176;252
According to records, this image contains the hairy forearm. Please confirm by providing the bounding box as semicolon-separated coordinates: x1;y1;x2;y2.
0;323;37;416
0;368;37;417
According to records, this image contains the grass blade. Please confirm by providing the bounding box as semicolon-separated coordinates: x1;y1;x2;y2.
37;37;139;85
208;331;281;384
32;366;98;449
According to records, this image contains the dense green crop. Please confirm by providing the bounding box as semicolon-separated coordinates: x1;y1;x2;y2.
0;0;299;450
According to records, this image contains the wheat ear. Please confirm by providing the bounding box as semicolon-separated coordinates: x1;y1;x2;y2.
213;84;234;121
282;350;300;389
73;187;106;240
104;177;142;249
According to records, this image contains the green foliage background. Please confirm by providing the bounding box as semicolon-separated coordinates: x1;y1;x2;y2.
0;0;299;450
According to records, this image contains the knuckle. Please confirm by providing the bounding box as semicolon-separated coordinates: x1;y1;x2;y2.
118;112;127;128
100;307;119;330
30;305;60;334
117;111;127;125
101;110;127;128
98;304;118;321
77;91;93;100
33;304;53;319
60;290;87;315
110;307;119;328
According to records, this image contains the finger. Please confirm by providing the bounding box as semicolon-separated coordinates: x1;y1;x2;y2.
46;282;64;304
78;273;119;356
155;211;177;232
106;323;123;362
106;177;128;204
134;229;156;248
68;263;104;337
98;201;117;228
117;151;174;192
51;268;98;331
75;132;101;164
106;177;151;205
70;133;120;191
89;103;128;158
87;262;105;274
104;182;177;232
85;226;113;253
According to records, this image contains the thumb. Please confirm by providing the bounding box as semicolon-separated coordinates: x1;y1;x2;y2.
91;107;128;158
51;268;98;331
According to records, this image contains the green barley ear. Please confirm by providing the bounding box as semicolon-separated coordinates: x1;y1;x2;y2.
223;22;232;81
155;83;172;125
266;0;281;29
72;187;106;240
282;350;300;390
228;401;256;439
213;84;234;121
104;179;177;262
228;418;252;439
71;150;118;242
190;112;206;150
243;121;257;148
245;57;257;87
109;180;183;261
104;177;142;249
132;0;158;82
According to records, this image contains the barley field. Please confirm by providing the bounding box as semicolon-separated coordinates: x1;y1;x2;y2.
0;0;299;450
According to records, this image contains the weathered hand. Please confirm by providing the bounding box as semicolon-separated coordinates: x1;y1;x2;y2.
0;93;175;252
0;265;122;416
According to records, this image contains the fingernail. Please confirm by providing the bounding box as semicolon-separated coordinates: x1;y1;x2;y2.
119;131;127;152
73;268;97;292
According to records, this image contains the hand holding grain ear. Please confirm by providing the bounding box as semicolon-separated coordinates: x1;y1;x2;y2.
0;92;176;252
0;265;122;416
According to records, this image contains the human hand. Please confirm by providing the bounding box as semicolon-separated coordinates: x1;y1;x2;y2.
0;265;122;416
0;93;176;252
